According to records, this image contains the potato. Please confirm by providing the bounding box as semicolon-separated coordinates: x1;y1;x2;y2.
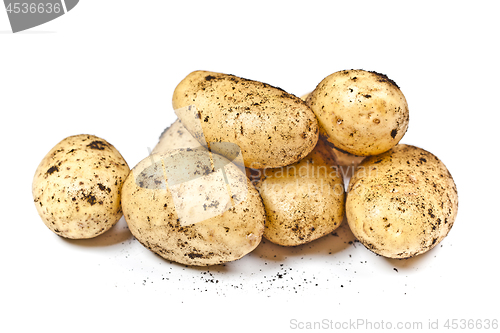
152;118;201;154
306;69;409;156
172;70;319;169
346;144;458;258
256;139;345;246
32;135;130;239
121;147;265;266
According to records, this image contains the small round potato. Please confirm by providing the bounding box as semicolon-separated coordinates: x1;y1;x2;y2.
121;148;265;266
346;144;458;258
32;135;130;239
256;140;345;246
306;69;409;156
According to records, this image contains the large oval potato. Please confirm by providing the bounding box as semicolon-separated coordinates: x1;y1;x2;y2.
32;134;130;239
256;140;345;246
172;71;319;169
121;147;266;266
306;69;409;156
346;144;458;258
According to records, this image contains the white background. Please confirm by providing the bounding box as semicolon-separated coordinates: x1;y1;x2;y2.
1;1;499;332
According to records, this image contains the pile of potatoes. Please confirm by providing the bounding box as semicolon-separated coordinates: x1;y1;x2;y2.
33;69;458;265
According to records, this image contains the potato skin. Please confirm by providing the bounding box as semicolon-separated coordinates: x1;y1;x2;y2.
301;91;364;166
121;148;266;266
172;71;319;169
256;140;345;246
32;135;130;239
306;69;409;156
322;139;366;167
346;144;458;258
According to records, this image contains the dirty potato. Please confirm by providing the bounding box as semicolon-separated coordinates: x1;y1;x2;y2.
172;71;319;169
121;147;265;266
256;140;345;246
346;144;458;258
306;69;409;156
32;135;130;239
